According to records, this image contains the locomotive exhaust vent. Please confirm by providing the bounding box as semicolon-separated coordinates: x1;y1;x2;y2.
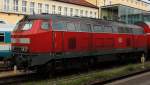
68;38;76;49
0;33;4;43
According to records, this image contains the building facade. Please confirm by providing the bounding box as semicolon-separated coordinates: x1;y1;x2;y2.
86;0;150;11
0;0;98;24
101;4;147;23
124;11;150;24
86;0;150;24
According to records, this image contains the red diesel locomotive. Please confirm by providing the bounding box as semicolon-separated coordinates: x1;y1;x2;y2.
11;14;147;73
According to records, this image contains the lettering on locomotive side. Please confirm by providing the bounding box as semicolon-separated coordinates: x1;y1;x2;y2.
118;37;123;43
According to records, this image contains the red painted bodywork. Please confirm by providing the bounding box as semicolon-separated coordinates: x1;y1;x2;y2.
12;17;147;56
137;22;150;50
12;20;53;53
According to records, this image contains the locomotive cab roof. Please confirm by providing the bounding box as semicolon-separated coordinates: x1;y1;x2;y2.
136;21;150;29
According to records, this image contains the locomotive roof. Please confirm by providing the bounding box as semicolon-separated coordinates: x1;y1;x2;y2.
23;14;120;24
23;14;141;29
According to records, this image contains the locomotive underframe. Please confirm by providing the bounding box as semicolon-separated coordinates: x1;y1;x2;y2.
13;47;146;70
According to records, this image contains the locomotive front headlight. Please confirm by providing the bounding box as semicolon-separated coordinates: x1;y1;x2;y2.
19;38;30;44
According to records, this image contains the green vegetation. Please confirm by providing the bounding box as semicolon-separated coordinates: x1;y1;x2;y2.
20;62;150;85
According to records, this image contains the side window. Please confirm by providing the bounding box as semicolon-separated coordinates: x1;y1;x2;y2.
93;25;103;32
74;23;80;31
126;28;131;33
66;22;76;31
52;21;67;31
103;26;113;33
139;28;144;34
133;28;144;34
41;20;50;30
79;23;91;32
118;27;132;34
118;27;125;33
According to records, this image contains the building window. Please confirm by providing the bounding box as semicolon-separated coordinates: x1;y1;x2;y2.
85;11;88;17
94;12;97;18
30;2;35;14
80;10;83;16
70;8;73;16
3;0;9;11
141;2;144;6
145;4;147;7
58;6;62;15
38;3;42;14
45;4;49;13
22;0;27;13
90;11;93;17
135;1;138;5
13;0;18;12
75;9;78;16
64;7;67;16
52;5;56;14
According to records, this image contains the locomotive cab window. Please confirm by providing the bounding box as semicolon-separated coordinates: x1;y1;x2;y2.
15;20;34;31
133;28;144;35
118;26;132;34
22;21;33;30
41;20;50;30
0;33;4;43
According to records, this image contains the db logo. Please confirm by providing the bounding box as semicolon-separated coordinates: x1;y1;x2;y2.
118;37;123;43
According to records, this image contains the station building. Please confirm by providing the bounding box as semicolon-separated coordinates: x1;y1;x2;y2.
0;0;150;25
86;0;150;24
0;0;99;24
125;11;150;24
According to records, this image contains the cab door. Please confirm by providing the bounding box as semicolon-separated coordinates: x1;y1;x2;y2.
52;20;65;52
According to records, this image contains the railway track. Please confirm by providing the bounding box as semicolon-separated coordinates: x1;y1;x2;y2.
0;71;38;85
0;61;12;72
0;67;12;72
89;65;150;85
0;60;147;85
